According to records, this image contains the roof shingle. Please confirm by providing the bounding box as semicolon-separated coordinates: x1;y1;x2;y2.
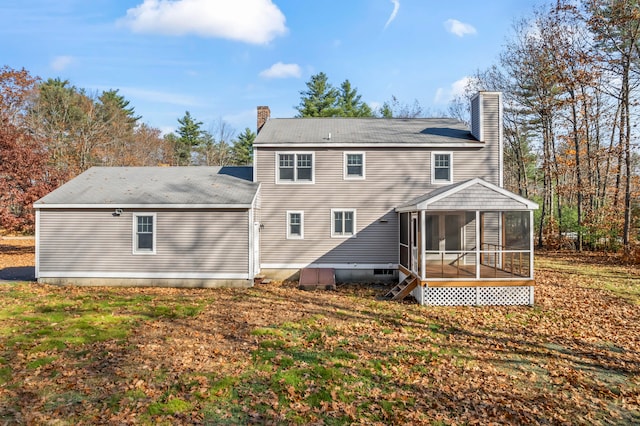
254;117;480;145
34;167;259;207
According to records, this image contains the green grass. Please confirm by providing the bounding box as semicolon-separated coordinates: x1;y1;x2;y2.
148;397;193;415
0;366;11;385
26;356;57;370
537;256;640;304
1;256;639;425
0;285;206;354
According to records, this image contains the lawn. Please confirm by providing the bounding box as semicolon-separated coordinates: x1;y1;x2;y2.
0;240;639;424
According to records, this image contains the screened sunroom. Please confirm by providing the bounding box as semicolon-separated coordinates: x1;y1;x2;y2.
395;178;539;306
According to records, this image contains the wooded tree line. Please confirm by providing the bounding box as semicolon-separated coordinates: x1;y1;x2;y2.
0;66;254;232
449;0;640;253
2;0;639;251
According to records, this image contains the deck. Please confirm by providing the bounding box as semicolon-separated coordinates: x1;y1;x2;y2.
398;262;534;288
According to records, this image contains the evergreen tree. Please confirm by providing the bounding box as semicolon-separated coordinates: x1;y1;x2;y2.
232;128;256;165
379;102;394;118
296;73;374;118
295;72;339;117
98;89;140;126
97;89;141;166
337;80;373;117
175;111;203;165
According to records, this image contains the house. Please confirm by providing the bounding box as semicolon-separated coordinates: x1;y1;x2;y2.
34;166;260;287
34;91;538;305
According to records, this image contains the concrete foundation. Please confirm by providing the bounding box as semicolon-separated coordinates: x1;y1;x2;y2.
38;277;253;288
260;268;397;283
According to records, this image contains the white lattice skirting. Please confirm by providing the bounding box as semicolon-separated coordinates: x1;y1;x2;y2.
425;286;534;306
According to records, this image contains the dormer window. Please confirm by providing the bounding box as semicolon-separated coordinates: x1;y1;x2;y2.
432;152;452;184
277;153;314;183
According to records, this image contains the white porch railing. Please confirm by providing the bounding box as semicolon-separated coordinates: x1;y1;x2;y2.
423;246;533;280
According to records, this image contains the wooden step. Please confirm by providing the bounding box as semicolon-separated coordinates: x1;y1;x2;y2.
381;276;418;301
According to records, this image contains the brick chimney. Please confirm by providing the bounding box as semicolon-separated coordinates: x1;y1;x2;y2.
257;106;270;133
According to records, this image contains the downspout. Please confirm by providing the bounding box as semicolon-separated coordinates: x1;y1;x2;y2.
248;206;254;283
248;184;261;283
420;210;426;281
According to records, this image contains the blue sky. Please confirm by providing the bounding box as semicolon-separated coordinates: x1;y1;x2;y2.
1;0;542;136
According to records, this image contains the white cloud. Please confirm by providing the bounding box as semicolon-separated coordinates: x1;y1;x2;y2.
384;0;400;30
50;56;74;71
444;19;477;37
434;76;473;104
259;62;301;79
119;0;287;45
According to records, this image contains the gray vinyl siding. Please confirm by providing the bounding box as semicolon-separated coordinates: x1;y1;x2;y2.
471;95;481;140
39;209;249;275
464;212;477;254
479;94;501;186
468;92;501;187
428;185;528;210
482;212;501;247
257;146;499;266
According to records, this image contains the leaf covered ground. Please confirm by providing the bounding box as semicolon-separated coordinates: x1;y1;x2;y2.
0;240;639;425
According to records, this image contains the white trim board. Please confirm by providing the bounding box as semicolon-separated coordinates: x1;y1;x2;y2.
34;203;253;209
35;210;40;279
255;142;485;148
38;272;250;279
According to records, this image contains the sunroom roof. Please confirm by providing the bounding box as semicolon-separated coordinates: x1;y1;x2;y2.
396;178;538;212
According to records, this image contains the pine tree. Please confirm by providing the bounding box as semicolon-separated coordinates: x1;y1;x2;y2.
338;80;373;117
295;72;339;117
232;128;256;165
175;111;203;165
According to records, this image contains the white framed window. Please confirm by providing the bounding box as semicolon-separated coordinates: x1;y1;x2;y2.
343;152;365;180
133;213;156;254
276;152;315;183
286;211;304;239
331;209;356;237
431;152;453;184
